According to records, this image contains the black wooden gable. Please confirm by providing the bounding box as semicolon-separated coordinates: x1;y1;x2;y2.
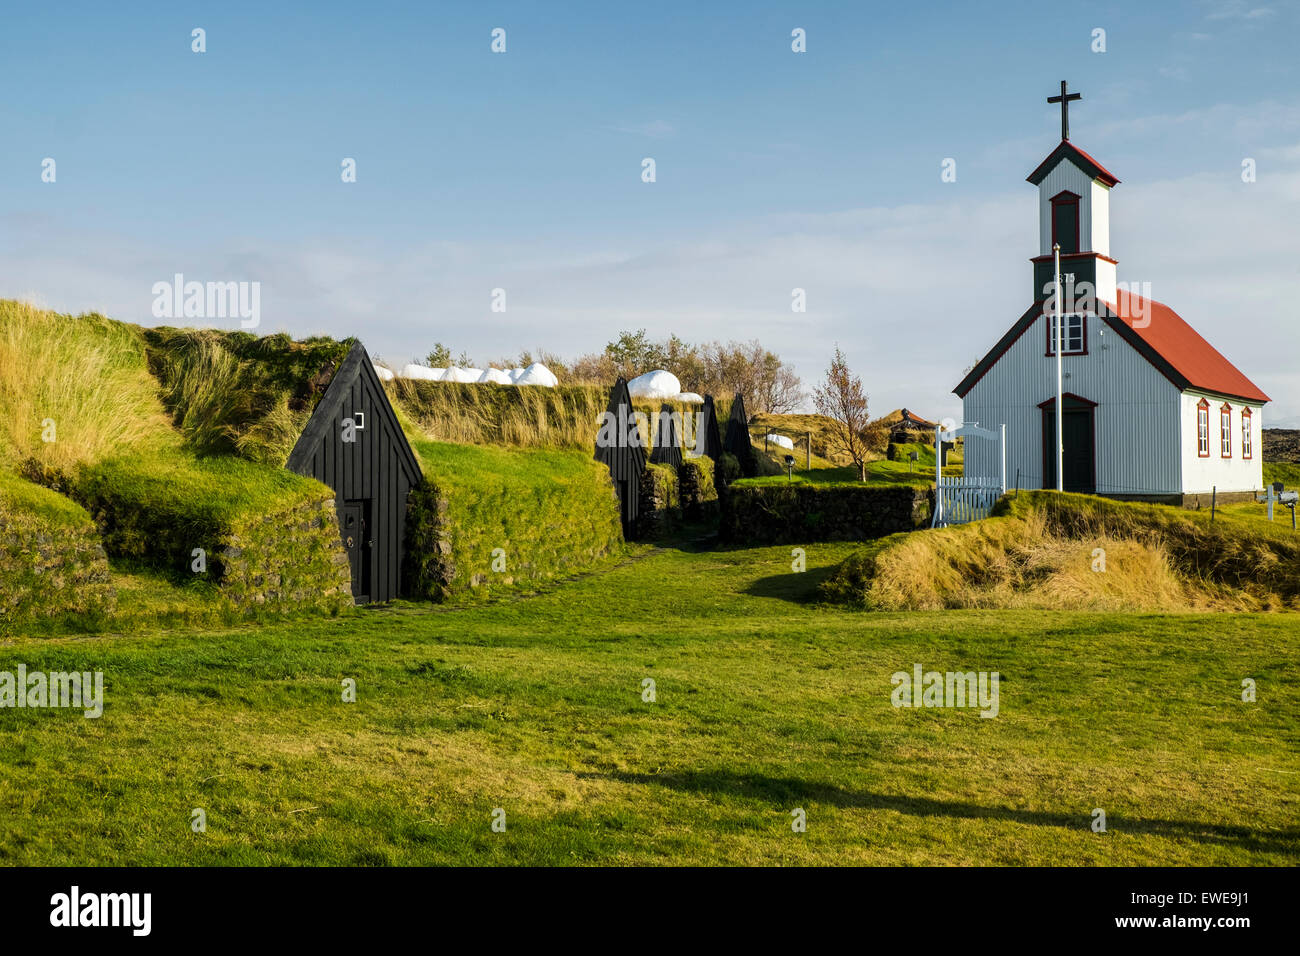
287;342;422;604
723;391;757;476
594;378;647;537
699;395;724;461
649;403;684;470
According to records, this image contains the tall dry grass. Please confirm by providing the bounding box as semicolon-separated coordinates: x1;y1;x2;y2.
865;510;1208;611
387;379;720;451
0;300;178;471
842;492;1296;612
147;335;307;464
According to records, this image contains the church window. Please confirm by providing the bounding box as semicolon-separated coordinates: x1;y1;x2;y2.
1051;192;1080;255
1197;399;1210;458
1220;403;1233;458
1242;408;1253;459
1046;312;1086;355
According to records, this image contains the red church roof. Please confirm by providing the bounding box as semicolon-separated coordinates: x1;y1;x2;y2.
1103;290;1270;403
954;293;1271;404
1026;140;1120;187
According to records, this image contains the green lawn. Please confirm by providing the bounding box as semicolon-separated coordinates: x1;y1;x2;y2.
738;459;958;488
0;539;1295;866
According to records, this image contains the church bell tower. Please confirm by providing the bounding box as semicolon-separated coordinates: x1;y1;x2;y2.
1025;82;1120;307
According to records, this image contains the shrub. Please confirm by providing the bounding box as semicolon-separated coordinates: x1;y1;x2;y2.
0;471;115;630
717;452;741;485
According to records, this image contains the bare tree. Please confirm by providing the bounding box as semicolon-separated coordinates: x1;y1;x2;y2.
812;347;876;481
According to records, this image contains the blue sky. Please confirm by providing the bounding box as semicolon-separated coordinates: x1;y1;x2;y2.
3;0;1298;422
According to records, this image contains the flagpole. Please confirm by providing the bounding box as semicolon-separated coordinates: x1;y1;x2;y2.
1054;241;1064;492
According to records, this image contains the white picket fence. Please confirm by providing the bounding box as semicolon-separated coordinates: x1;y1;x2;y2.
933;476;1003;528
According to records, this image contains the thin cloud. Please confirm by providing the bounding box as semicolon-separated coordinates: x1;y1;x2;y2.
606;119;675;138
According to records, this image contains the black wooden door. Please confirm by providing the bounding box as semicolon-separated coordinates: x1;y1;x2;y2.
1062;410;1094;493
338;501;372;602
1042;403;1095;494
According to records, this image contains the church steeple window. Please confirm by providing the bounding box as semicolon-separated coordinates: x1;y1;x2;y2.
1051;191;1080;255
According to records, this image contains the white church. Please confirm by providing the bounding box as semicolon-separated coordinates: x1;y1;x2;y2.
955;83;1269;504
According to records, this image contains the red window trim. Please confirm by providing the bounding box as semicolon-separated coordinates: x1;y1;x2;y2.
1242;408;1253;460
1197;398;1210;458
1220;402;1233;459
1050;190;1081;255
1044;311;1088;357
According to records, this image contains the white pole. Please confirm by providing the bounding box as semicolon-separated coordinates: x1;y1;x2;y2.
933;424;943;528
1000;423;1007;494
1054;242;1064;492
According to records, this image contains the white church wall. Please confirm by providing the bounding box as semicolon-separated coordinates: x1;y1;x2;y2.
1179;390;1265;494
1093;258;1117;308
1036;160;1099;256
1089;181;1111;257
961;311;1182;495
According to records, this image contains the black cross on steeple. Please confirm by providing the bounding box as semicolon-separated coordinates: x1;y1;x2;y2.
1047;81;1082;141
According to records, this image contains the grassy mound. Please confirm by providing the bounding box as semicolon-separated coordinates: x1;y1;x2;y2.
0;300;177;472
822;491;1300;612
141;327;354;465
0;471;115;631
74;452;352;613
403;440;626;601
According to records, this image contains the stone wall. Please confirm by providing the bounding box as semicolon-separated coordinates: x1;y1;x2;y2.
678;456;719;522
216;499;354;611
720;482;932;544
636;463;681;539
0;477;116;631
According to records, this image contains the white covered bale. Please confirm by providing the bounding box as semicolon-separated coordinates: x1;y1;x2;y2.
627;369;681;399
478;368;512;385
373;364;395;382
766;433;795;450
677;392;704;404
400;364;445;381
514;362;558;387
442;366;483;383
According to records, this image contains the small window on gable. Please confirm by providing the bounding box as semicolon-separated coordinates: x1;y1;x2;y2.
1197;399;1210;458
1242;408;1253;460
1047;312;1086;356
1220;403;1233;458
1051;191;1080;255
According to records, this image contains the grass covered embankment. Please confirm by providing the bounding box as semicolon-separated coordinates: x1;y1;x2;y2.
822;490;1300;612
0;300;353;627
403;439;627;602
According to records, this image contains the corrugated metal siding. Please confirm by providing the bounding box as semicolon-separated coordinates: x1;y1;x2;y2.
1179;391;1266;493
1037;160;1099;255
962;310;1182;495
